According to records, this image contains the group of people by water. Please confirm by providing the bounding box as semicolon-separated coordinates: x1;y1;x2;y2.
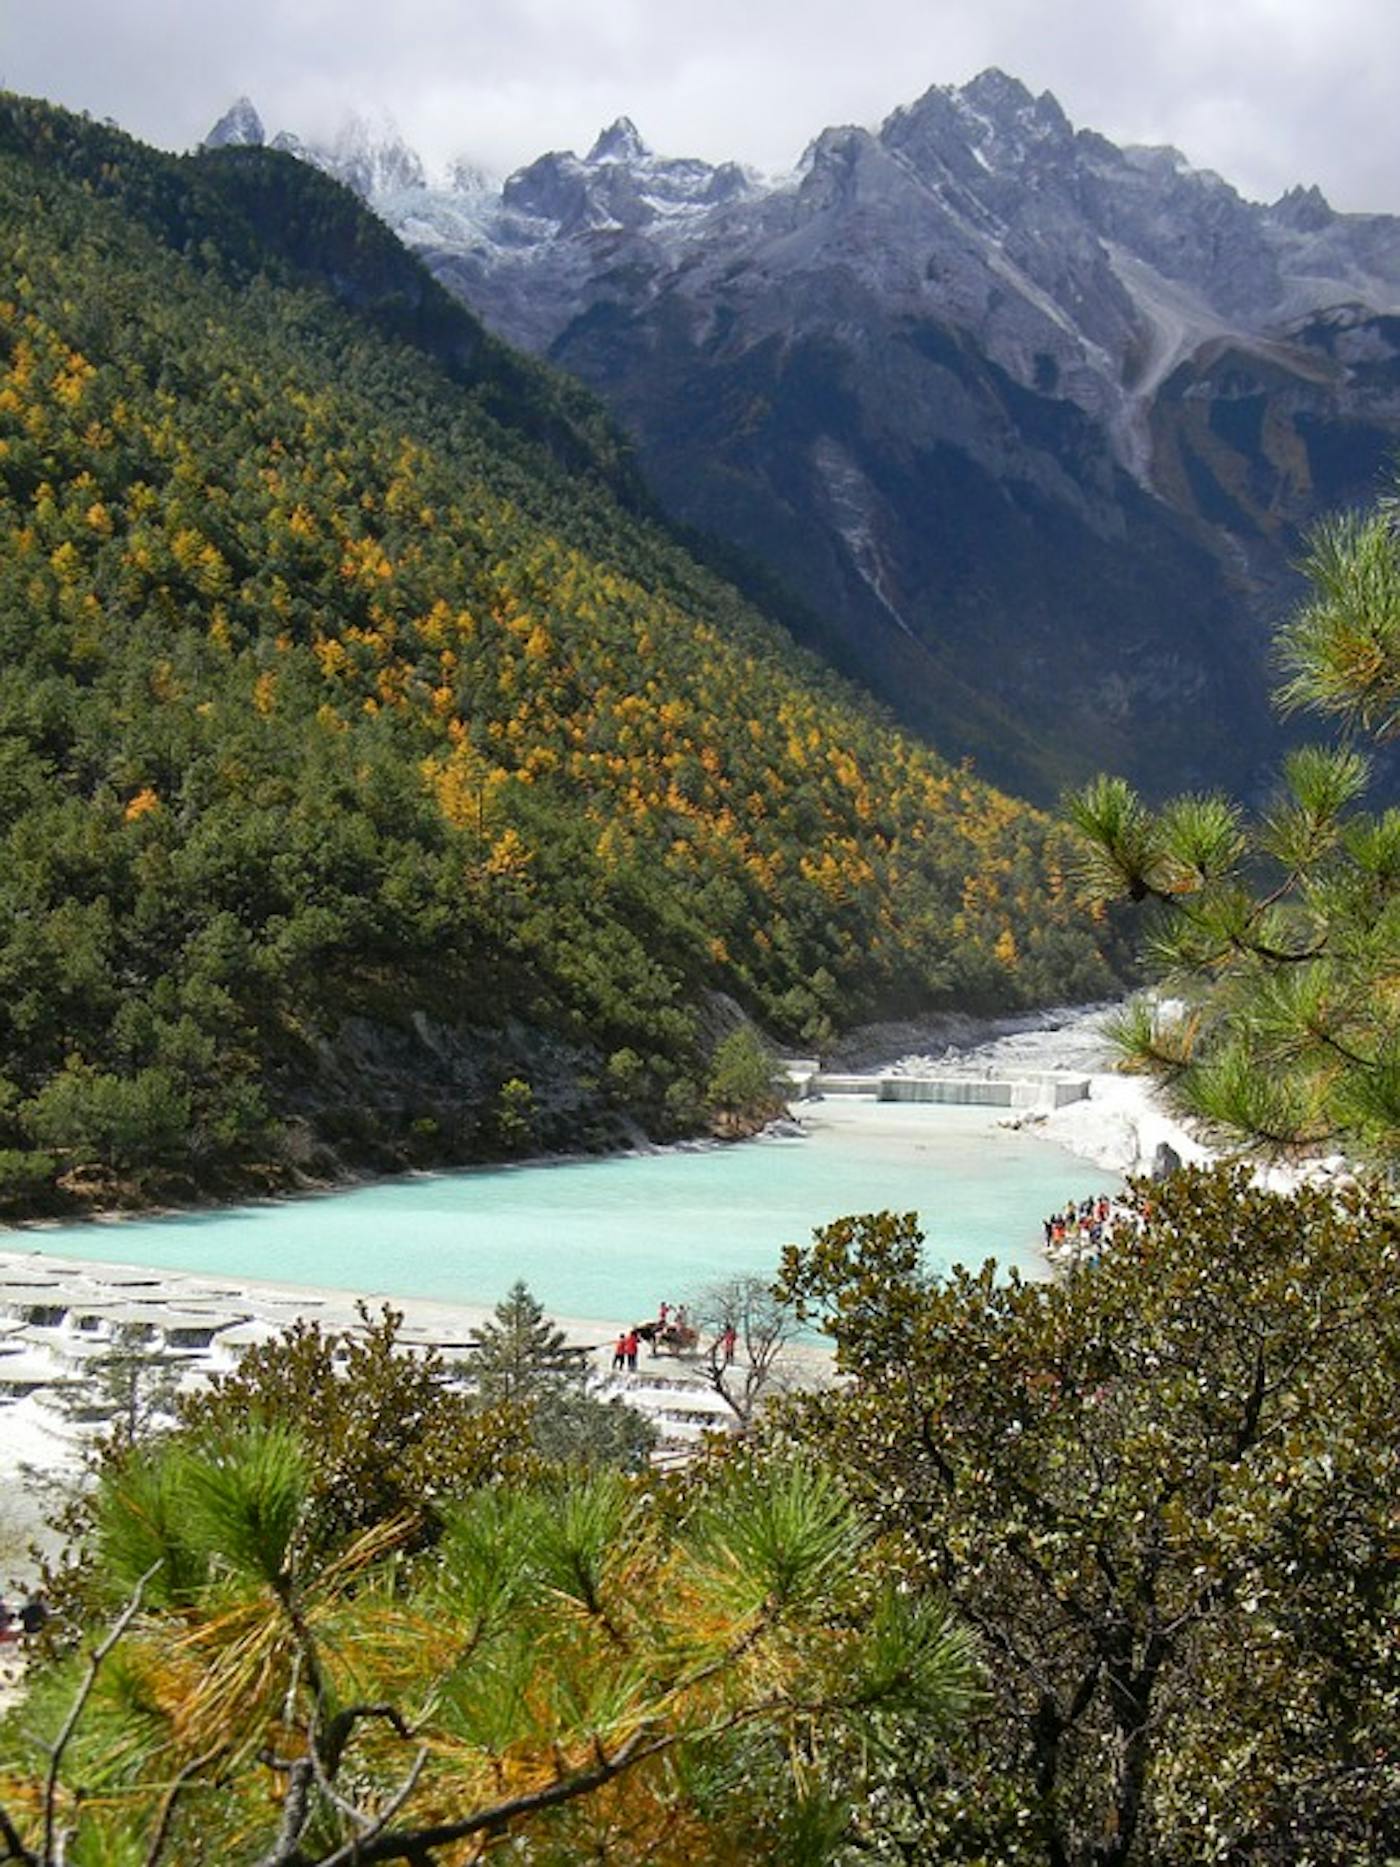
1042;1193;1122;1265
611;1326;644;1372
610;1301;738;1372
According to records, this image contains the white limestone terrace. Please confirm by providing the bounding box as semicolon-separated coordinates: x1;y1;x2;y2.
855;1001;1357;1195
806;1004;1116;1116
0;1248;771;1594
810;1069;1090;1112
809;1003;1207;1177
916;1005;1212;1176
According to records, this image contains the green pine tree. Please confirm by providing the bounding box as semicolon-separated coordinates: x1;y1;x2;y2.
706;1028;785;1124
468;1280;589;1407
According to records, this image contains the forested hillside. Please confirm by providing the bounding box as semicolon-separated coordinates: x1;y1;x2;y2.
0;95;1114;1210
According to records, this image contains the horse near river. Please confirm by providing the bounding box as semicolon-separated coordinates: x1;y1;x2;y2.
635;1318;701;1358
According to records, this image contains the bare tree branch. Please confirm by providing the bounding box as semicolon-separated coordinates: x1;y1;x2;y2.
253;1757;314;1867
331;1725;663;1864
314;1750;430;1867
695;1275;799;1430
43;1562;160;1866
306;1705;419;1837
142;1746;226;1867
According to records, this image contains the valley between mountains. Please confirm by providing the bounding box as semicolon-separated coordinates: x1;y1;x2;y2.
0;93;1117;1214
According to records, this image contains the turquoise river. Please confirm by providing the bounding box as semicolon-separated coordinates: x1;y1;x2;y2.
13;1101;1118;1326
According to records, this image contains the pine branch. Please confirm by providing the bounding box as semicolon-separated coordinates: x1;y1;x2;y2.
319;1725;663;1863
253;1758;314;1867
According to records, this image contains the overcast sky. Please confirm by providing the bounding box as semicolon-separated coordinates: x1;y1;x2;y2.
6;0;1399;212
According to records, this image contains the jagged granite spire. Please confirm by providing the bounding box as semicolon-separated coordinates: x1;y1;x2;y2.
201;102;425;200
587;117;651;165
203;97;264;150
960;67;1036;115
1271;182;1334;231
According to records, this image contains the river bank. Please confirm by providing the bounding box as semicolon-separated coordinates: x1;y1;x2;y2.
0;1068;1126;1568
877;1003;1367;1203
867;1003;1214;1178
0;1010;1159;1589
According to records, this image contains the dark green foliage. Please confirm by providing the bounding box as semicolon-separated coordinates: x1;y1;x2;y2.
530;1388;656;1472
775;1169;1400;1864
490;1077;538;1153
1068;487;1400;1164
0;1147;59;1212
705;1026;785;1123
175;1304;535;1553
467;1278;588;1406
468;1280;657;1469
38;1299;649;1653
22;1062;191;1170
0;93;1115;1210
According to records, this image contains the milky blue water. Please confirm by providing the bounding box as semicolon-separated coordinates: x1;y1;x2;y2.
16;1103;1117;1324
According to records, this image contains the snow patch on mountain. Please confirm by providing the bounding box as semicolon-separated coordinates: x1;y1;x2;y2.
810;436;922;645
201;77;1400;493
203;96;264;150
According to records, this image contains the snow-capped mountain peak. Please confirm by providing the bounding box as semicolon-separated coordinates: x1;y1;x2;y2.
199;84;1400;409
203;96;265;150
587;117;651;165
193;79;1400;813
201;98;426;200
319;111;426;198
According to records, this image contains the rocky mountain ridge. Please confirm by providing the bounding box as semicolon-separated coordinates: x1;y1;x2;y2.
207;76;1400;476
205;78;1400;799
